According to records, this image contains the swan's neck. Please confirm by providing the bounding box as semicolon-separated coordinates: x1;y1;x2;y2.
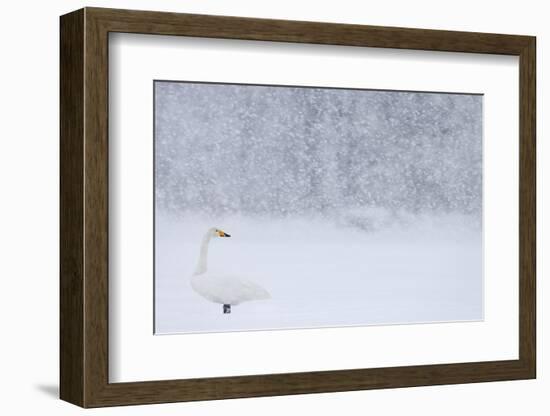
194;232;212;275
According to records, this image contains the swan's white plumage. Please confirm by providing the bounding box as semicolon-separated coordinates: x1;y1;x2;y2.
191;274;270;306
190;228;270;307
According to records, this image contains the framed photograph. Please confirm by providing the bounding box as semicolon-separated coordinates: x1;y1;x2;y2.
60;7;536;408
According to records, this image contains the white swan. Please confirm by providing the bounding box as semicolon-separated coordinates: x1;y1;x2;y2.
190;228;270;314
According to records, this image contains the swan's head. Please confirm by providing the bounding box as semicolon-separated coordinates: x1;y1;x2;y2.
209;227;231;238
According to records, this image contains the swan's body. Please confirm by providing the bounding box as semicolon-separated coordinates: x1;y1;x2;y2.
190;228;270;313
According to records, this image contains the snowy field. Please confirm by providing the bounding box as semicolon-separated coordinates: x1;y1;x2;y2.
154;214;482;334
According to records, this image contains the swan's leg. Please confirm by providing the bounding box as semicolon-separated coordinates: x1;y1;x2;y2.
223;304;231;314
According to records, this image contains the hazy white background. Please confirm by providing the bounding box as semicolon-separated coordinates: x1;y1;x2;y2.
0;0;546;415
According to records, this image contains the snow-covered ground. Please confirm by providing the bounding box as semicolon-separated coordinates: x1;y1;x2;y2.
154;213;482;334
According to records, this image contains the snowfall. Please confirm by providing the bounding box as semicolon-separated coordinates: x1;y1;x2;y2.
153;81;483;335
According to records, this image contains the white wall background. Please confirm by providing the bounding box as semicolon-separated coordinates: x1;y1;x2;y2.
0;0;545;414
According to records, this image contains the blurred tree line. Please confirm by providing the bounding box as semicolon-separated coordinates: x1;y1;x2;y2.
155;82;482;221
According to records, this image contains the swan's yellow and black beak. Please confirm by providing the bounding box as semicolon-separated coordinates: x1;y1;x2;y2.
216;229;231;237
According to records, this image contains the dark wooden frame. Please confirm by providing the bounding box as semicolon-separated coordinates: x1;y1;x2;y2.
60;7;536;408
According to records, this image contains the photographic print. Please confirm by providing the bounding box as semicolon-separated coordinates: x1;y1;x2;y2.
154;81;483;334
